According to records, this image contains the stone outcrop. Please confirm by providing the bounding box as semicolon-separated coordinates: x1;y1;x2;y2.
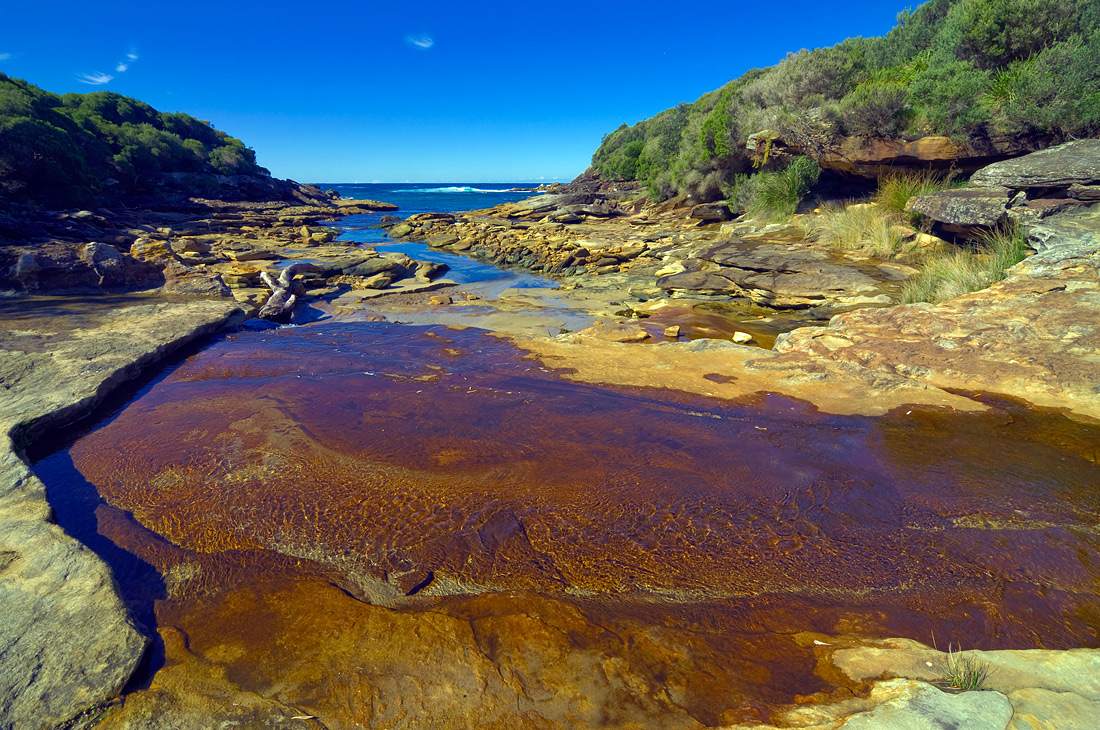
969;139;1100;189
829;638;1100;730
0;296;245;728
689;202;734;221
376;194;902;317
0;192;452;321
659;241;888;308
905;140;1100;235
904;188;1011;231
765;130;1051;179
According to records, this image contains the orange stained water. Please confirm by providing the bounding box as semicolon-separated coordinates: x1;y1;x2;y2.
36;321;1100;721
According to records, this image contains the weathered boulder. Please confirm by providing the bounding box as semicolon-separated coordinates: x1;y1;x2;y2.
575;201;617;217
905;188;1011;231
6;252;40;288
346;257;407;279
576;322;651;342
657;271;740;295
970;139;1100;190
1068;183;1100;201
414;260;449;281
129;237;177;263
690;202;734;222
548;209;583;224
427;232;460;248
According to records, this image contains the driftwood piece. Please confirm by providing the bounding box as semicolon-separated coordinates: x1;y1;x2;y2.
258;263;313;321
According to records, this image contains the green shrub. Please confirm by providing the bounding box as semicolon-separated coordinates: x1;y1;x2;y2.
731;156;821;220
906;61;992;135
591;0;1100;201
0;71;268;205
0;116;98;202
838;81;909;136
941;0;1083;69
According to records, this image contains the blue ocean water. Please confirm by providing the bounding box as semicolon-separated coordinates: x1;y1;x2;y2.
321;182;544;240
318;182;555;288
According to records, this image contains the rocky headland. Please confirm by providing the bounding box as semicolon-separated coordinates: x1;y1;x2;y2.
2;137;1100;729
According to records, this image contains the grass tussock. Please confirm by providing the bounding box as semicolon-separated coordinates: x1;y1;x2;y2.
875;169;960;220
901;223;1030;304
810;203;915;258
809;169;958;257
939;644;994;691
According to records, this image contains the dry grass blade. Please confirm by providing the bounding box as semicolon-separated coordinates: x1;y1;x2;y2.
901;222;1030;304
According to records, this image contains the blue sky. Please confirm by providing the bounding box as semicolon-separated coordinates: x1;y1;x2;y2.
2;1;906;182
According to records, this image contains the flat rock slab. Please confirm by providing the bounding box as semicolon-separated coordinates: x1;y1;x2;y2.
659;242;882;304
826;639;1100;730
970;139;1100;190
576;322;650;342
1007;688;1100;730
839;680;1012;730
774;203;1100;421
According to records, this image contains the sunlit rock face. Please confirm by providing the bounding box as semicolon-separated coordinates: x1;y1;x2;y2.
40;322;1100;727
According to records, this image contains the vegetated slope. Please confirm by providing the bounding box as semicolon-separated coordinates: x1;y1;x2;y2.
592;0;1100;201
0;73;268;206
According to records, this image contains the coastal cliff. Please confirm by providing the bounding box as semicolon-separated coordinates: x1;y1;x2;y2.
590;0;1099;201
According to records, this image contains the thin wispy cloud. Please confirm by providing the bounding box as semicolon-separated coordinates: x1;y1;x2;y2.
114;49;138;74
76;72;114;85
0;53;10;62
406;34;434;50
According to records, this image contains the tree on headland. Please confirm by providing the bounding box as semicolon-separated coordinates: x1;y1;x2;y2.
0;73;268;205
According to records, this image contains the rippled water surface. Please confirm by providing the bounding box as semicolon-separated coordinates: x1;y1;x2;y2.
34;321;1100;718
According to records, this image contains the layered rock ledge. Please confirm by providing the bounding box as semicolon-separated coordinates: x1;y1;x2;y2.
0;296;245;728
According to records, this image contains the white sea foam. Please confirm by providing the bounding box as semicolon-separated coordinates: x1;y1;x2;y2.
405;186;524;193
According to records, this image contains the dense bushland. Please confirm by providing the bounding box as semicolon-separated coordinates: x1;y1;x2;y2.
592;0;1100;201
0;73;267;205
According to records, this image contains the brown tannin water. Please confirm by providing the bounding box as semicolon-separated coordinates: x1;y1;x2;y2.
35;321;1100;726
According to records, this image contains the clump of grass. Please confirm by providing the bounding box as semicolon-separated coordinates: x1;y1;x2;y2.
732;156;821;221
939;643;993;690
875;169;959;218
982;222;1031;274
901;223;1030;304
808;169;960;259
810;203;912;258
